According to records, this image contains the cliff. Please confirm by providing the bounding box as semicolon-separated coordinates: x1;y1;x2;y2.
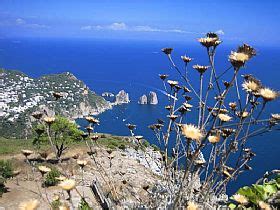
0;69;112;138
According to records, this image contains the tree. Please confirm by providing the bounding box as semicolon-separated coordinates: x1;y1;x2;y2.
34;116;83;159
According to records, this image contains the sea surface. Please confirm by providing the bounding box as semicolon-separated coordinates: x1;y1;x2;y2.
1;37;279;195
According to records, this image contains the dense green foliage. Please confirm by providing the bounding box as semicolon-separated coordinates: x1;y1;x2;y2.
44;167;61;187
229;174;280;209
0;160;14;196
35;116;83;158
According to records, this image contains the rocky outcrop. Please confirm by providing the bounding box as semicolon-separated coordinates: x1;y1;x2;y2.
138;95;148;104
114;90;130;104
102;92;114;97
148;91;158;105
138;91;158;105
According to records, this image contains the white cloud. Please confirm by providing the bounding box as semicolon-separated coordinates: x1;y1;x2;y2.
108;22;127;30
215;29;225;35
81;25;93;30
80;22;202;34
15;18;49;29
16;18;26;25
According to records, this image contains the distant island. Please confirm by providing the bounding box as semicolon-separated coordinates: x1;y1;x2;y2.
0;69;112;138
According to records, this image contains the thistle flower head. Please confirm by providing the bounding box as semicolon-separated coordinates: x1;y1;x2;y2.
59;179;76;191
258;201;272;210
271;113;280;120
91;135;99;141
38;165;51;174
192;64;209;74
159;74;169;80
229;102;237;110
43;116;56;125
19;199;39;210
21;149;33;157
229;52;249;68
58;204;70;210
181;124;204;142
232;194;248;205
242;80;260;93
77;160;87;168
53;92;63;100
86;126;93;132
85;116;100;124
182;102;193;109
165;105;173;111
181;55;193;63
161;47;173;55
194;159;206;165
134;135;143;140
186;201;198;210
167;114;178;121
167;80;179;87
229;44;256;68
31;111;43;120
81;132;88;139
198;32;221;48
126;123;136;130
223;169;232;178
258;87;278;102
237;43;256;58
237;111;249;119
182;86;192;93
208;135;221;144
218;113;232;122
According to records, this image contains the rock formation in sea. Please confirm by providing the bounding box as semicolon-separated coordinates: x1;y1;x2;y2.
138;94;148;104
115;90;130;104
148;91;158;105
102;92;114;97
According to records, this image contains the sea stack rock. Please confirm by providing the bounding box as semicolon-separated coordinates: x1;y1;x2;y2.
102;92;114;97
115;90;130;104
148;91;158;105
138;95;148;104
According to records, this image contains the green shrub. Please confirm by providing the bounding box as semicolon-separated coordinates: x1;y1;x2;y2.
0;176;6;197
44;168;61;187
151;144;160;151
0;160;13;179
0;160;13;197
142;140;150;148
51;199;62;210
229;174;280;209
79;198;92;210
118;144;126;150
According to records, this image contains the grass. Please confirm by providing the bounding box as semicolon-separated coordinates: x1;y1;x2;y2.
0;134;133;156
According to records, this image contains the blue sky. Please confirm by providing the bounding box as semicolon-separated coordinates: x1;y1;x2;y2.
0;0;279;45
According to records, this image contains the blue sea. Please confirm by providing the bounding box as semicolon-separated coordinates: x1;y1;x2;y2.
1;37;279;195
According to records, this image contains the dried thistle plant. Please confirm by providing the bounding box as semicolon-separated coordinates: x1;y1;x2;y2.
125;33;279;208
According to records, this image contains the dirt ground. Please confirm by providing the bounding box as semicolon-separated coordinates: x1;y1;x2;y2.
0;146;160;209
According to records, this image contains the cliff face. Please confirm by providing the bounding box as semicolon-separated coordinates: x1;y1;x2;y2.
148;91;158;105
0;69;111;138
114;90;130;104
138;95;148;104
